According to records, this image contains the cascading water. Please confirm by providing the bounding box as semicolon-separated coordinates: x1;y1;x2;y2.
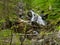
30;10;46;26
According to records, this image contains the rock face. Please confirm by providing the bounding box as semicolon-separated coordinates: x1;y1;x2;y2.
16;2;25;19
57;30;60;38
13;19;28;33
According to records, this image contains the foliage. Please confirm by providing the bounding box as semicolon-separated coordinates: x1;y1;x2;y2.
0;0;60;45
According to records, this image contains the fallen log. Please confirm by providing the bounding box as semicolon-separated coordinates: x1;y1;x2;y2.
18;18;31;25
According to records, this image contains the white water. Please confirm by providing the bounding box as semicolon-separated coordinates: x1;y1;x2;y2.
30;10;46;26
33;31;38;35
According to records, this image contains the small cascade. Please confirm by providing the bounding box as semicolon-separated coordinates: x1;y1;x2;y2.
30;10;46;26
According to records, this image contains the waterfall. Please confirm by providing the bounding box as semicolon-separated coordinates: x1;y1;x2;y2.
30;10;35;21
30;10;46;26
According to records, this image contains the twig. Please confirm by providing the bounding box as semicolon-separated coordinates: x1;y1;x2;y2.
10;30;13;45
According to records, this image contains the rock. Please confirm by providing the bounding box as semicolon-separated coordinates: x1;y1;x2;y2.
57;30;60;38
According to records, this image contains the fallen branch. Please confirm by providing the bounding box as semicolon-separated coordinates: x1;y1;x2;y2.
18;18;31;25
